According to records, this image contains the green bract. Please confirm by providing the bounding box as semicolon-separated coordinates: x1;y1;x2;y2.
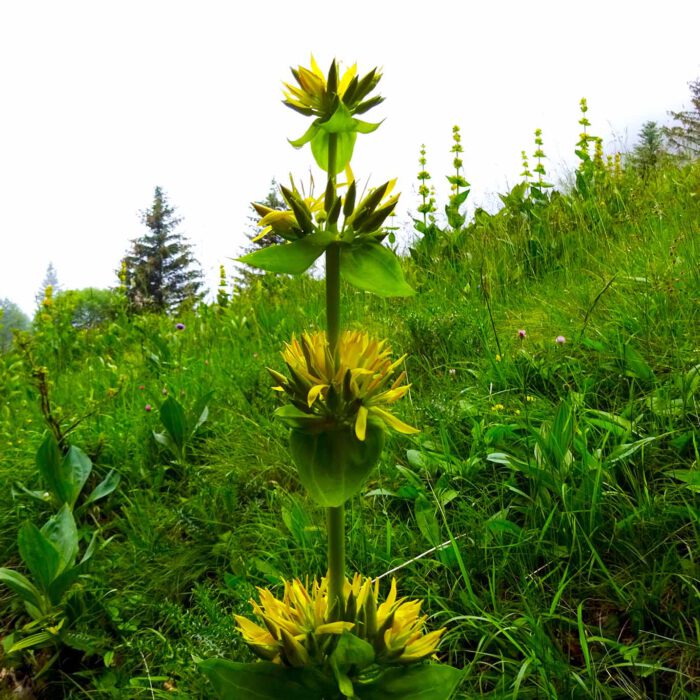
290;424;384;507
290;102;381;175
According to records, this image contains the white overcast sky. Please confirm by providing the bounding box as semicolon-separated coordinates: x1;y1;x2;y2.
1;0;698;315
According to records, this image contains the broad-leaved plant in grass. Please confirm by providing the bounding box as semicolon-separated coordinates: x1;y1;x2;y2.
0;506;100;665
200;57;462;700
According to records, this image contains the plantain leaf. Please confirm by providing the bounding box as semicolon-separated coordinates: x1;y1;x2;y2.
59;446;92;509
36;434;62;502
18;522;61;593
40;505;79;573
340;241;414;297
0;568;45;612
160;397;187;452
83;470;120;507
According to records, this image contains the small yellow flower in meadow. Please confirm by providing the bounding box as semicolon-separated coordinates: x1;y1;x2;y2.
491;404;505;412
495;354;502;362
270;330;418;441
235;575;446;668
526;395;536;402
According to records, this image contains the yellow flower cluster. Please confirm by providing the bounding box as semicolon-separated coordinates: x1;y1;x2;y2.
282;56;382;121
235;574;445;668
269;330;418;441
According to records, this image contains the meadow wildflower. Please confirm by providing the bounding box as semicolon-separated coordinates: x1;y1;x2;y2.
235;574;445;668
282;57;381;120
144;404;152;412
175;323;185;331
270;330;418;441
556;335;566;345
518;329;526;339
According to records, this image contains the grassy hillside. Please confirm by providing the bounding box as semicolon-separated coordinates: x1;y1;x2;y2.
1;153;699;698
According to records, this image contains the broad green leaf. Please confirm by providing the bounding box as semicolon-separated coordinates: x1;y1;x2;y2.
623;344;655;383
153;431;175;452
59;446;92;508
199;659;334;700
190;390;214;432
340;241;414;297
668;470;700;492
41;505;78;572
238;237;326;275
358;663;463;699
18;522;61;593
83;470;121;506
36;434;62;502
160;397;188;451
47;566;81;605
0;568;45;612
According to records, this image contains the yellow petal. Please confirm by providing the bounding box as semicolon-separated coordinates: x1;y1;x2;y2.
235;615;276;646
339;63;357;95
399;628;446;662
355;405;368;441
316;621;355;635
252;225;272;242
309;55;324;80
307;383;328;407
370;407;420;435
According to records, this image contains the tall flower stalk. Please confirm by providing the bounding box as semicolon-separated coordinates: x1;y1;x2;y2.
201;56;461;700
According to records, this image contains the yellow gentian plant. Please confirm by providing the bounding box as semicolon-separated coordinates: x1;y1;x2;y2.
201;57;461;700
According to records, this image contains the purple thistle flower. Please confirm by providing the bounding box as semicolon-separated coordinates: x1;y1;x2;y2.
145;404;152;412
518;329;526;339
175;323;185;331
555;335;566;345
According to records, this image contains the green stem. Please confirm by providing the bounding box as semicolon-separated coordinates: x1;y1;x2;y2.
325;131;345;615
326;245;340;354
327;504;345;618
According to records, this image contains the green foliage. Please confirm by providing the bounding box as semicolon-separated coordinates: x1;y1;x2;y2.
154;392;212;468
0;506;97;656
1;95;699;698
0;298;29;352
27;433;119;511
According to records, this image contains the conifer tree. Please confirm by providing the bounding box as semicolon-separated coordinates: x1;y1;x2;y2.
664;78;700;158
122;187;204;313
35;262;60;308
629;121;667;175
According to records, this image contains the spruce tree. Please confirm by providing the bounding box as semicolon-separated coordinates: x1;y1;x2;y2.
664;78;700;158
628;121;667;175
122;187;204;313
35;262;60;308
